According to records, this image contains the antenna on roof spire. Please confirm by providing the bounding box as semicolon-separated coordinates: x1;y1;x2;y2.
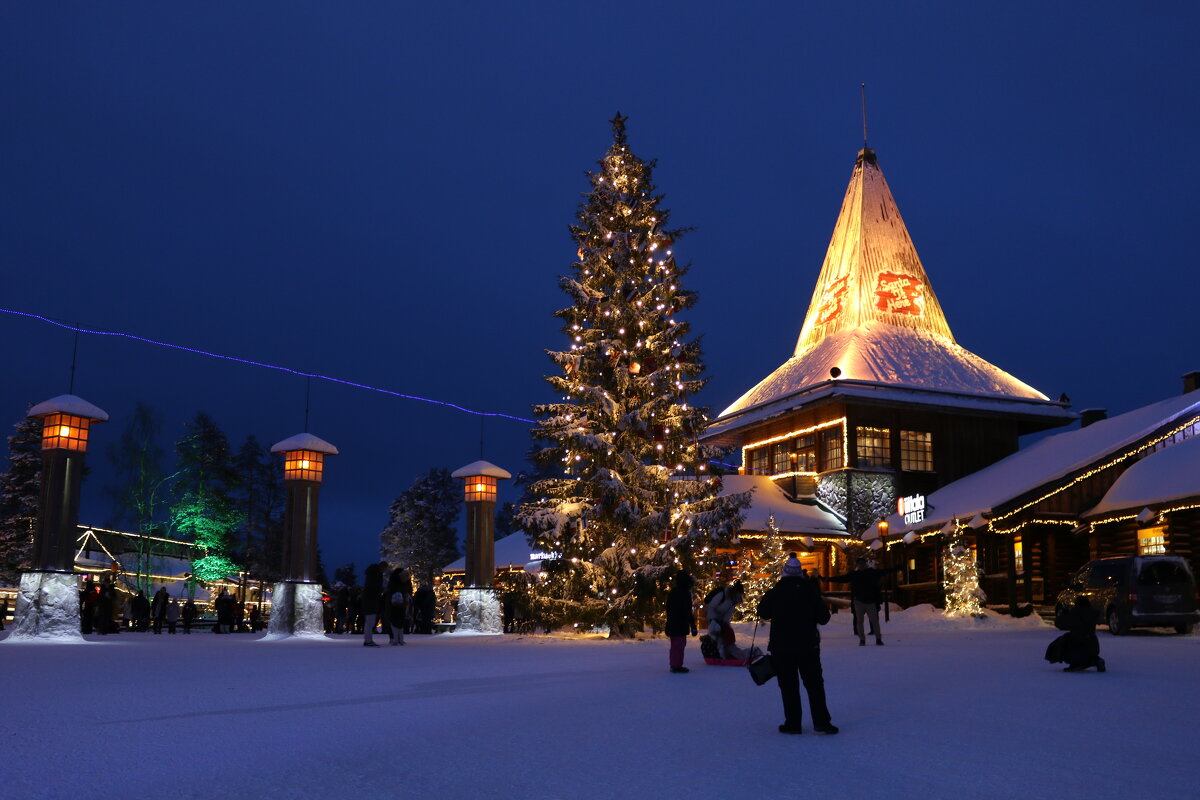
304;376;311;432
860;83;869;149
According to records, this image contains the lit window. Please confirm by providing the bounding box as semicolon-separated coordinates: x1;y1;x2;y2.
282;450;325;482
794;434;817;472
900;430;933;472
1013;536;1024;573
772;444;791;474
1138;526;1166;555
823;428;844;470
40;413;90;452
749;447;769;475
856;426;890;468
464;475;498;503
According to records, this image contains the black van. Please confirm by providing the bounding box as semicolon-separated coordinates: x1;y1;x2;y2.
1054;556;1199;635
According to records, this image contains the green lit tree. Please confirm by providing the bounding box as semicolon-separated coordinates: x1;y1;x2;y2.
517;114;748;635
170;413;243;585
0;412;42;583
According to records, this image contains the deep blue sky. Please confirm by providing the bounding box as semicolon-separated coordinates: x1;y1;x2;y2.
2;3;1197;576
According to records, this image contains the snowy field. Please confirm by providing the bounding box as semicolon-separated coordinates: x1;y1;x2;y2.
3;606;1198;800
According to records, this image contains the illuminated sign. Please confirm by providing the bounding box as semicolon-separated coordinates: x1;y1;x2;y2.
874;272;925;317
898;494;926;525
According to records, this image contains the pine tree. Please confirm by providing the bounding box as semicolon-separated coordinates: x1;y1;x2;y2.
232;436;285;583
0;413;42;584
517;114;748;634
379;467;461;588
170;413;243;584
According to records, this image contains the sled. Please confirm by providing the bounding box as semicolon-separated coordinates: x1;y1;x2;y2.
703;656;749;667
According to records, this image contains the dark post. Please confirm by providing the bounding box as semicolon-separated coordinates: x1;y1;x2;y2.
266;432;337;637
10;395;108;639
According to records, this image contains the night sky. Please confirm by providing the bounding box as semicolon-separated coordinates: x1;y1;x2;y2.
3;3;1197;576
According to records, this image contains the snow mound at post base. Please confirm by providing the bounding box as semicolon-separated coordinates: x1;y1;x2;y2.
6;571;84;642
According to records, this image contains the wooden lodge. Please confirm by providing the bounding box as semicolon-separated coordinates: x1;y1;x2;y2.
703;146;1073;589
890;378;1200;612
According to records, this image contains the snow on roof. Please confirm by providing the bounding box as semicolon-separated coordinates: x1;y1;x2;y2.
451;460;512;479
718;475;847;536
443;532;538;573
717;324;1058;420
270;432;339;455
890;392;1200;533
714;148;1062;424
28;394;109;421
1084;434;1200;518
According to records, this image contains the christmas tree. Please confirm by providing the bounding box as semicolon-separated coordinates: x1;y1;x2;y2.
518;114;748;635
170;413;243;585
736;515;788;617
942;526;985;617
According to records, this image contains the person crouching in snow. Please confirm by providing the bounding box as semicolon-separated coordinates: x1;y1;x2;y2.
706;581;746;660
1048;597;1106;673
665;570;698;673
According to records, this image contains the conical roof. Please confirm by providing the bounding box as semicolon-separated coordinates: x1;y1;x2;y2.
715;148;1065;426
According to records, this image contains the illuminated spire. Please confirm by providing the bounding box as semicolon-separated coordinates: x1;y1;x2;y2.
794;147;953;354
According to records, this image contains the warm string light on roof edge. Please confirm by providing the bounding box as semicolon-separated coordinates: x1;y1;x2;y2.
1089;501;1200;529
0;306;534;424
987;414;1200;526
740;418;848;470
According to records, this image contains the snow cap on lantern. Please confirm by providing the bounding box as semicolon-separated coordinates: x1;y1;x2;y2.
28;394;109;452
452;460;512;503
271;432;338;483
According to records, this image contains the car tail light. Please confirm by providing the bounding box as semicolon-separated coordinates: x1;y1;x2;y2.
1128;591;1138;604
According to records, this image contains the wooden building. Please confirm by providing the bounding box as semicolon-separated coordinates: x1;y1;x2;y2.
703;146;1073;572
889;378;1200;611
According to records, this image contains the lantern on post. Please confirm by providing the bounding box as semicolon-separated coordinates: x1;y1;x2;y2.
265;432;337;638
9;394;108;640
450;459;510;634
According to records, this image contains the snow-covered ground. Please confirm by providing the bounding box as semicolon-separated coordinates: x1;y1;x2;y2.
3;606;1198;799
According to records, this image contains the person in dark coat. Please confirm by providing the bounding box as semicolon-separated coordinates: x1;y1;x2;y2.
362;562;384;647
151;587;169;634
214;589;235;633
385;567;412;646
822;557;900;645
181;598;197;633
757;554;838;735
665;570;698;673
413;584;436;634
1052;597;1106;672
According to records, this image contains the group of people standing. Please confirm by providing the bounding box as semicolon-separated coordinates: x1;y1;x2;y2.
359;562;437;647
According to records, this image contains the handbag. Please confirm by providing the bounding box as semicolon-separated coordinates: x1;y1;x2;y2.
747;622;777;686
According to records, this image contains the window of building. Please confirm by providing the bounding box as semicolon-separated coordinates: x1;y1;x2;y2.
823;428;844;470
749;447;769;475
794;433;817;472
900;430;933;472
772;443;791;474
856;426;891;468
1138;526;1167;555
1146;418;1200;455
1013;536;1023;573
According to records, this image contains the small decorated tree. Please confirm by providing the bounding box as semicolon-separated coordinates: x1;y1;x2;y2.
737;515;788;616
942;526;985;617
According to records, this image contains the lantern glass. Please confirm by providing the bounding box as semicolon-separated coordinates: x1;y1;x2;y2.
282;449;324;482
463;475;497;503
40;413;90;452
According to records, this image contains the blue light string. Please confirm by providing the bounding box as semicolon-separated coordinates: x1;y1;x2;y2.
1;305;743;469
0;306;535;424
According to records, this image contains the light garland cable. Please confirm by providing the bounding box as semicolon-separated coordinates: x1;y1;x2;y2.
0;306;534;423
